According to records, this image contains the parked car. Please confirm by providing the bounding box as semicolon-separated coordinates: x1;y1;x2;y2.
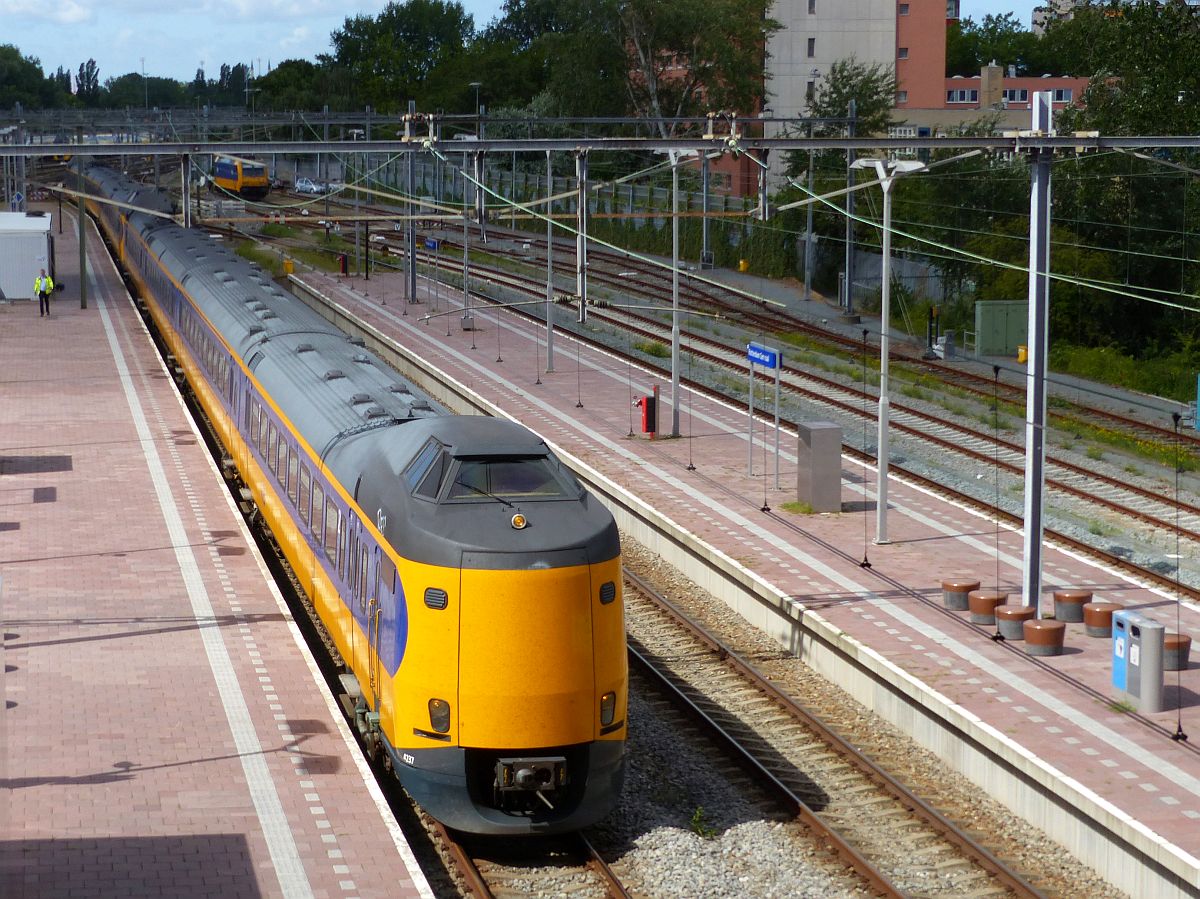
295;177;327;195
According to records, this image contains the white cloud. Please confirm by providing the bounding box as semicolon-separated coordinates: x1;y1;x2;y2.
279;26;312;51
0;0;92;24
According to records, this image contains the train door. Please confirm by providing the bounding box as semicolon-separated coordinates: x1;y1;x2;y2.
366;544;384;710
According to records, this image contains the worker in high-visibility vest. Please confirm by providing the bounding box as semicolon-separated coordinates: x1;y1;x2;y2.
34;269;54;317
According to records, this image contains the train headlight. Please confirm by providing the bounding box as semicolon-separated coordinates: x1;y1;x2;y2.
600;691;617;726
428;698;451;733
510;512;527;529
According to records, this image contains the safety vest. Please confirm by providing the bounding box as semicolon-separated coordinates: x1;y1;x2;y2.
34;275;54;295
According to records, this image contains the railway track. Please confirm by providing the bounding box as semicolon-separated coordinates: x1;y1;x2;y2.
623;568;1048;899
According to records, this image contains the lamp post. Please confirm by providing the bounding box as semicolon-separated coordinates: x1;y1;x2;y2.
141;57;147;110
804;68;821;302
852;158;926;544
468;82;482;137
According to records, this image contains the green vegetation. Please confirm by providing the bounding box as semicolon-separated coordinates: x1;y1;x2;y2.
234;242;284;277
260;223;301;239
634;339;671;359
1087;518;1120;538
689;806;718;839
1049;344;1200;404
780;500;816;515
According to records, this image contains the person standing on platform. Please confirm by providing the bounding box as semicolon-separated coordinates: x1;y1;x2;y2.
34;269;54;317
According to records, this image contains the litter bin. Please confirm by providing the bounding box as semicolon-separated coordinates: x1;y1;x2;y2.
634;388;658;436
1112;610;1164;713
283;259;294;275
1017;344;1028;363
738;259;749;273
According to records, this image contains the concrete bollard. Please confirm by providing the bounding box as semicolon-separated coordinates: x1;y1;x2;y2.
1053;588;1092;623
1165;633;1192;671
968;590;1008;625
997;605;1036;640
941;578;980;612
1024;619;1066;656
1083;602;1122;638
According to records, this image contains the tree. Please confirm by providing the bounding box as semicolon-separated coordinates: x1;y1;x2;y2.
945;13;1042;77
782;55;895;182
617;0;780;137
1055;2;1200;136
257;59;328;111
0;45;62;109
329;0;475;111
75;58;101;106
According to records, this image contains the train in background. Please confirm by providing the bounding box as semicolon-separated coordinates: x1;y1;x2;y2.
210;156;270;199
80;164;628;835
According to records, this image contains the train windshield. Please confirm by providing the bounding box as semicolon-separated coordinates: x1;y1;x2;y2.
244;164;267;177
445;457;576;502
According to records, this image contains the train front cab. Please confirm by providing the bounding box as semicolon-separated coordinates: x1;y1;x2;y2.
385;551;627;835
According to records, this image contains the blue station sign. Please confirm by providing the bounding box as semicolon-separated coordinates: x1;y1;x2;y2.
747;342;780;370
425;238;440;251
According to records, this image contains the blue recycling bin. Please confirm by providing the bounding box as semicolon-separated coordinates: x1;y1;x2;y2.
1112;610;1164;713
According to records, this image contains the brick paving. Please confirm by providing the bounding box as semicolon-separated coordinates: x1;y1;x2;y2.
1;213;431;899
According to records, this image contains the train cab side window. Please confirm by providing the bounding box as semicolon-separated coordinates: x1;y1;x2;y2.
405;439;447;500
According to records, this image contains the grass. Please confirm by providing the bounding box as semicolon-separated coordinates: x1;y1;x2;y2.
1086;518;1121;537
1108;699;1136;714
689;807;718;839
234;242;284;277
779;500;816;514
260;223;300;239
634;339;671;359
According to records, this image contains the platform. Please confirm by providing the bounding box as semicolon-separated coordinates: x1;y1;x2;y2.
1;212;433;899
293;263;1200;898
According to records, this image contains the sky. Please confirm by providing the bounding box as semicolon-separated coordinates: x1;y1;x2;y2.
6;1;1042;85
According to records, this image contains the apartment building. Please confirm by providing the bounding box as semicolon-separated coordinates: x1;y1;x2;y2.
765;0;1085;133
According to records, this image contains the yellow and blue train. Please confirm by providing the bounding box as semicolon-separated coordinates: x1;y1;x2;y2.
210;156;270;199
81;165;627;834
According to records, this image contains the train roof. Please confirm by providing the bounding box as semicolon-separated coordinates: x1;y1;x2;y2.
138;223;447;464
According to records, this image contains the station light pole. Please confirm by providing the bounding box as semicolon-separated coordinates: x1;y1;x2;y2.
469;82;482;137
852;157;926;544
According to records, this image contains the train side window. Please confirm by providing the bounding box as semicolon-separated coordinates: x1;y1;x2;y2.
298;466;311;523
379;554;397;595
358;546;370;612
325;501;339;561
256;408;268;456
337;518;348;580
259;407;270;455
287;448;300;506
247;398;257;434
267;423;279;474
275;437;287;481
311;482;324;532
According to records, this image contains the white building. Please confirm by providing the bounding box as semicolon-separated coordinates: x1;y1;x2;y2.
0;212;54;302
